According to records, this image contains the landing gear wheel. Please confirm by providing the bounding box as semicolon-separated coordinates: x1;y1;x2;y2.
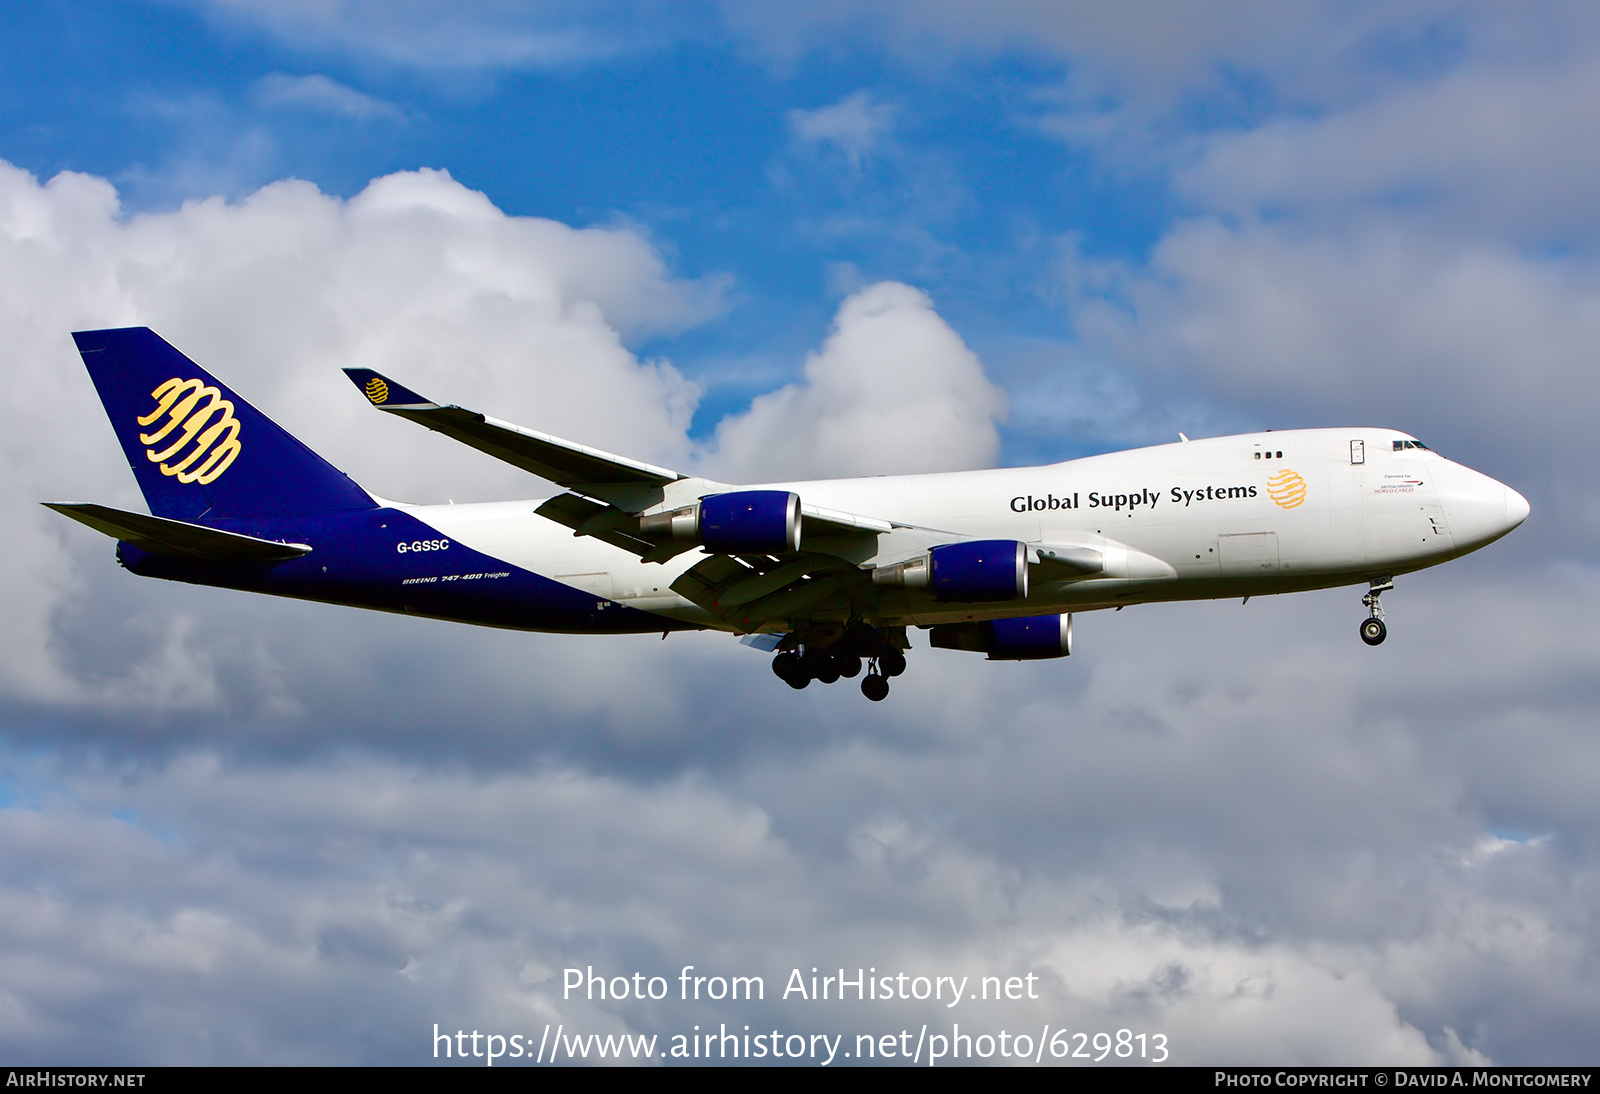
834;654;863;679
798;649;830;683
1359;576;1393;647
773;652;810;688
861;674;889;702
879;648;907;678
814;660;841;685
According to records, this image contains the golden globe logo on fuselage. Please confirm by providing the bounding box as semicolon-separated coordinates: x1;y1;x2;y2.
1267;468;1307;509
137;377;243;485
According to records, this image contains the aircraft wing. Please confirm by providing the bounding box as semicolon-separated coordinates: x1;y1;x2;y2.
44;503;312;561
531;490;898;564
345;367;906;553
343;368;685;508
338;369;1157;619
670;551;866;630
341;367;1115;633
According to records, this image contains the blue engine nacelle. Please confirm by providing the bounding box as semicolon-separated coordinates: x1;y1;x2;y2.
873;539;1029;601
640;490;802;554
928;613;1072;660
931;539;1028;601
702;490;801;553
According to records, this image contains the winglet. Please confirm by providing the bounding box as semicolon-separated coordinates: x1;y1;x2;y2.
342;368;435;408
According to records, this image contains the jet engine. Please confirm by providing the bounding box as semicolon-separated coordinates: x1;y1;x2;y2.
873;539;1028;601
928;613;1072;660
640;490;802;554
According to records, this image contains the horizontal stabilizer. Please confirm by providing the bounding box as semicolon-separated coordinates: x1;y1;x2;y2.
44;503;312;562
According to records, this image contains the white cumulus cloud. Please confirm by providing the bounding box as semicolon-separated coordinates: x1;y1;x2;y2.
0;161;723;705
703;281;1007;482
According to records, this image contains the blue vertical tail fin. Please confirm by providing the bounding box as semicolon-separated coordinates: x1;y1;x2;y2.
73;327;376;521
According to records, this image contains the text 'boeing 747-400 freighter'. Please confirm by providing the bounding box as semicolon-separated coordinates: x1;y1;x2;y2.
46;328;1529;701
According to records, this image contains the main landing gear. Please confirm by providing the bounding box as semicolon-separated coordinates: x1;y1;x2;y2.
1360;577;1393;646
861;648;906;702
771;627;906;700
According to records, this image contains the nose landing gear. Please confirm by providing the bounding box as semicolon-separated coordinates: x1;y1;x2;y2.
1360;577;1393;646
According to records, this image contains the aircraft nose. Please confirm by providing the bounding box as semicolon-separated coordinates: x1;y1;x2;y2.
1505;485;1530;531
1432;459;1528;550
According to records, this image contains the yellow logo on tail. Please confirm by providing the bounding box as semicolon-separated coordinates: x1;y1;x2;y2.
1267;468;1308;509
137;377;243;485
364;377;389;405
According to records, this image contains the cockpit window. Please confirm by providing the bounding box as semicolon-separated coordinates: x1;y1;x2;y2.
1392;440;1431;451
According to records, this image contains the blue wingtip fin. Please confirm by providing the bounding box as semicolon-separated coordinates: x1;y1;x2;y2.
342;368;434;408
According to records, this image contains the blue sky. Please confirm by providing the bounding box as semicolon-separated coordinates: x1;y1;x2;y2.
3;1;1183;444
2;0;1598;1066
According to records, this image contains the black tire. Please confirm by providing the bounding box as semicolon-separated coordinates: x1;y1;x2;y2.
1360;617;1387;646
774;652;810;687
815;661;841;685
861;674;889;702
834;654;863;679
879;648;907;677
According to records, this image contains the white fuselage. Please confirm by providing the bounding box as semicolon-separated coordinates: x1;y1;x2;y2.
395;428;1528;633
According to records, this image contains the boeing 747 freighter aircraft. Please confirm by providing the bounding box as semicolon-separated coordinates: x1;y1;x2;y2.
48;328;1529;701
